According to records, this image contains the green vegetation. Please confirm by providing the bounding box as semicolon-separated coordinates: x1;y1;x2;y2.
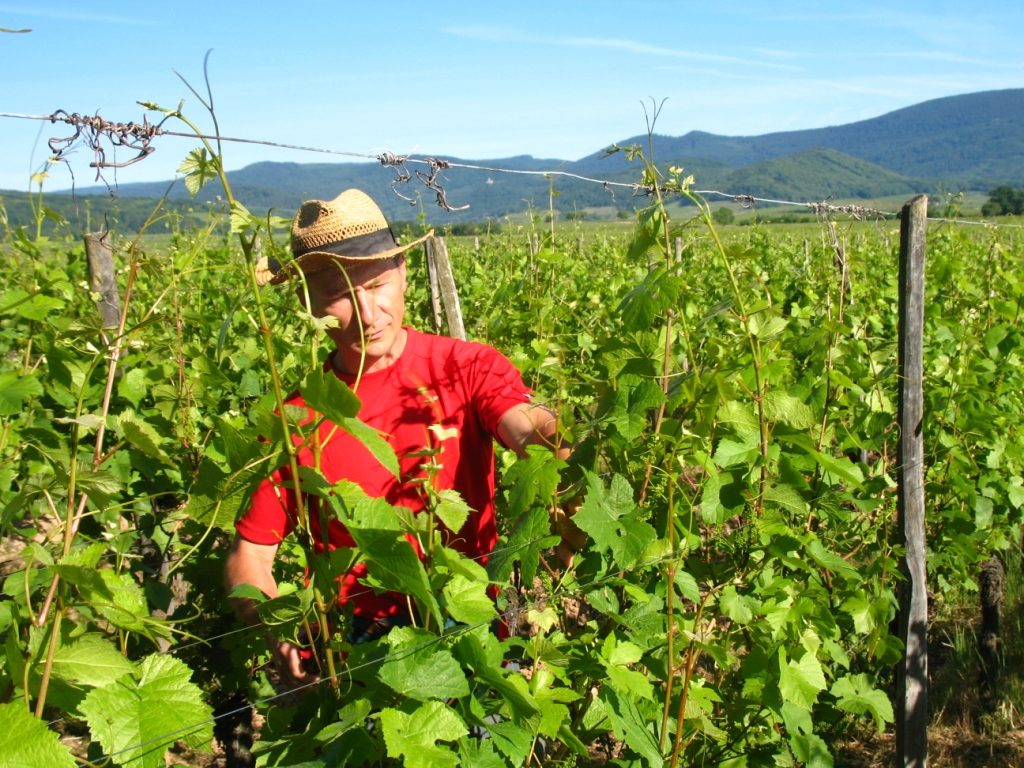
982;185;1024;216
711;206;735;225
1;115;1023;767
8;89;1019;225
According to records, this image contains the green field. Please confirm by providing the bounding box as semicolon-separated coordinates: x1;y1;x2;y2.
1;175;1022;767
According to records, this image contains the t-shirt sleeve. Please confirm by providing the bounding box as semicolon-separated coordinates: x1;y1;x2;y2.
466;343;534;438
235;469;295;545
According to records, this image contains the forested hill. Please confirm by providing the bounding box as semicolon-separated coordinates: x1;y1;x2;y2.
583;89;1024;184
5;88;1023;224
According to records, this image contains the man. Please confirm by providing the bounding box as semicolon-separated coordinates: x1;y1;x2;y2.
225;189;579;688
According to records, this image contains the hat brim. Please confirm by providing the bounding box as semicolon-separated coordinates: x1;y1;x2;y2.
270;230;433;285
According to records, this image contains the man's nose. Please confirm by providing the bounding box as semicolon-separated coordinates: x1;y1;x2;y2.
354;289;376;326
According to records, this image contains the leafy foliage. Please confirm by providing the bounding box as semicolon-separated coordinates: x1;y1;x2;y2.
4;89;1022;226
0;129;1022;768
981;185;1024;216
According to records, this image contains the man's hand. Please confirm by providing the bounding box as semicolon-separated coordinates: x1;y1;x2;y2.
226;535;321;689
551;499;586;568
267;635;319;689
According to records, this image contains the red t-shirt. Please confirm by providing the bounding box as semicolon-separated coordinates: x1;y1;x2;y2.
235;328;533;620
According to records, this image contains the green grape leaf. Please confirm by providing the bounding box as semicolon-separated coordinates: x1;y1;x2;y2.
348;501;442;628
0;702;76;767
80;655;213;768
378;627;469;701
779;647;827;710
763;391;815;430
117;367;148;408
719;586;755;624
91;569;162;636
379;700;467;768
599;687;663;767
503;445;564;518
51;633;135;688
117;410;171;464
487;506;556;586
717;399;759;437
831;673;894;731
573;472;656;568
456;629;541;728
300;369;399;478
487;719;534;766
812;450;865;488
178;147;218;197
458;738;508;768
434;489;471;535
442;574;497;625
764;482;807;516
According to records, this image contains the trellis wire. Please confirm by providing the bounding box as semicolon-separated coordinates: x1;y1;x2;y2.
2;109;1022;227
78;544;694;766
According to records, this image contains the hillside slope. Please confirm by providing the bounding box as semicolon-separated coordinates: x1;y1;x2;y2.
592;89;1024;184
16;88;1022;222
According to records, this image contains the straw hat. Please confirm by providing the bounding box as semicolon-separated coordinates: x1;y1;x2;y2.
269;189;432;285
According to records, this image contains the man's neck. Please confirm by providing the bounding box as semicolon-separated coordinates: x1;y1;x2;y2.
331;328;408;375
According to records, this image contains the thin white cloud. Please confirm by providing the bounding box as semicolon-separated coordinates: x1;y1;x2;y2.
443;26;800;72
867;51;1012;67
751;48;804;60
0;3;157;26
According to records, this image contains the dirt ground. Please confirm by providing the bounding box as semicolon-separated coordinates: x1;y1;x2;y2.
836;725;1024;768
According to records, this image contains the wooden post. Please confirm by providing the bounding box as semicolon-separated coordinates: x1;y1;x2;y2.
895;194;928;768
425;236;466;341
424;238;444;333
978;556;1004;709
83;231;120;331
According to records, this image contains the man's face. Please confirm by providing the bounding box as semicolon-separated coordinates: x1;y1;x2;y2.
304;256;408;374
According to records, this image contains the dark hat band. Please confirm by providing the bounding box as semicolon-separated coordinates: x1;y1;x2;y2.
294;227;398;260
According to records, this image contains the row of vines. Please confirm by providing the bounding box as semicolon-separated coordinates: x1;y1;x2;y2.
0;131;1023;767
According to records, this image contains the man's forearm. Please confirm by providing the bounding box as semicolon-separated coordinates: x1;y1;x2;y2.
224;536;280;627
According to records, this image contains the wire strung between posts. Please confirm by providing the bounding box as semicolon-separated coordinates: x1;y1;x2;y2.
42;110;172;179
81;544;691;767
3;108;1022;226
89;619;489;767
1;525;562;662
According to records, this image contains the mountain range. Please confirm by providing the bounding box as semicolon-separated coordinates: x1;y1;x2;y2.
12;88;1024;225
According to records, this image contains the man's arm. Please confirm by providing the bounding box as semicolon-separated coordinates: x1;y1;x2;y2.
497;402;584;562
225;534;281;620
496;401;570;460
225;534;316;686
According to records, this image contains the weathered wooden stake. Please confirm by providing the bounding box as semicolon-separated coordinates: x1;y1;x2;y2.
895;194;928;768
425;238;444;333
979;556;1004;709
83;231;121;331
425;236;466;341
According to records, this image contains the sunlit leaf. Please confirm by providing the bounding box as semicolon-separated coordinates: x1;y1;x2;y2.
379;700;467;768
0;702;76;767
80;655;213;768
378;626;469;701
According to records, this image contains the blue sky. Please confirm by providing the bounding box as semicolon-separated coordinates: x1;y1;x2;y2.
0;1;1021;192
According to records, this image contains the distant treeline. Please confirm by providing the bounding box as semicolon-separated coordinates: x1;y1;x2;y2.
0;190;509;239
0;190;223;237
982;185;1024;216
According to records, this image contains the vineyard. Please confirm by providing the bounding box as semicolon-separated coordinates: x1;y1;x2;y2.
0;146;1023;768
